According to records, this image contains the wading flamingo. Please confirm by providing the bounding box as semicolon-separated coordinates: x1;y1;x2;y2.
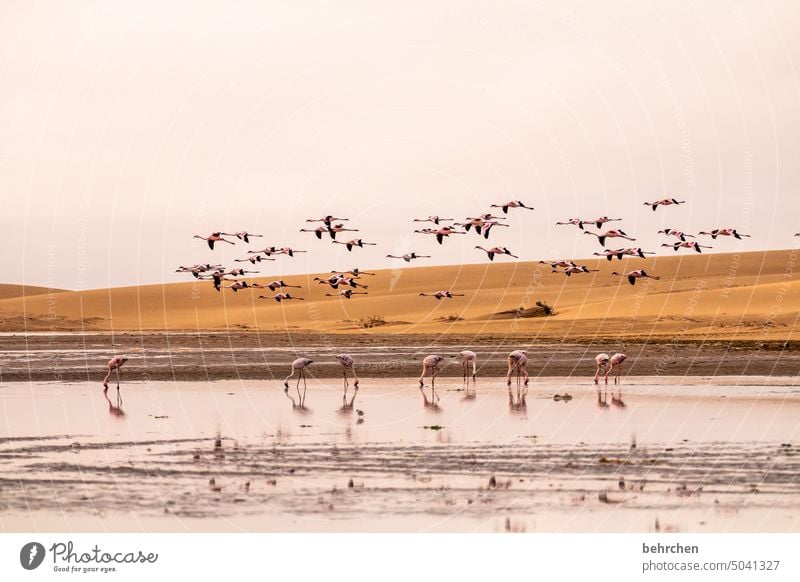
593;353;610;384
103;356;128;395
505;350;529;386
606;353;628;384
459;350;477;381
284;357;313;407
336;354;359;397
418;354;444;405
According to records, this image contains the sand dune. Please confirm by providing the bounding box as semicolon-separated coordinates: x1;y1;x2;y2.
0;284;63;300
0;250;797;340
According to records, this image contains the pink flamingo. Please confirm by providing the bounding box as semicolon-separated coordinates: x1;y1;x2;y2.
325;289;368;299
490;200;534;213
505;350;529;386
193;232;235;250
551;265;599;276
260;293;304;302
644;198;686;211
606;353;628;384
419;290;465;300
265;280;300;292
103;356;128;394
235;255;275;264
539;260;576;269
459;350;477;381
585;216;622;229
332;238;377;252
386;252;431;262
413;216;453;225
418;354;444;404
283;357;313;407
698;228;751;240
661;241;713;253
658;228;695;241
307;216;349;227
226;231;263;244
336;353;359;393
475;246;518;261
611;270;661;286
584;229;636;247
593;353;610;384
556;218;586;229
334;268;375;277
414;226;466;244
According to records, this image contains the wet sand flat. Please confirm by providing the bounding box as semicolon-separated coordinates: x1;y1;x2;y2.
1;377;799;532
1;333;798;383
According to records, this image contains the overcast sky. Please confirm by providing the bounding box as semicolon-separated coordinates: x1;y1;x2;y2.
2;0;799;290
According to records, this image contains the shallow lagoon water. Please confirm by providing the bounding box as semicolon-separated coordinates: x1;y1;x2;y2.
1;377;799;532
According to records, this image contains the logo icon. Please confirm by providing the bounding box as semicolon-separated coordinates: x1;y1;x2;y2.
20;542;46;570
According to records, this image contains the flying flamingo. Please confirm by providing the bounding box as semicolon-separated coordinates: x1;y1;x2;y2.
490;200;534;213
662;241;713;253
585;216;622;229
593;353;610;384
658;228;695;242
539;260;576;269
387;252;431;262
556;218;586;229
265;280;300;291
419;290;465;300
414;226;466;244
333;268;375;277
273;247;307;257
456;218;509;237
332;238;377;251
552;265;599;276
307;216;349;227
235;255;275;264
467;213;507;222
103;355;128;392
593;248;655;261
300;226;332;240
335;354;359;395
175;263;223;276
584;229;636;247
458;350;477;381
644;198;686;211
193;232;235;250
222;281;251;292
226;231;263;244
260;293;304;302
413;216;453;225
325;289;368;299
611;270;661;286
698;228;751;240
475;246;518;261
283;357;313;407
314;275;367;289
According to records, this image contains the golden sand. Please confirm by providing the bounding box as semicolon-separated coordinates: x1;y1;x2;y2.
0;250;797;340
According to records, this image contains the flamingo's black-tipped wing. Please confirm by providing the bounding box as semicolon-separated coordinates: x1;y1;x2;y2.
628;275;636;285
207;240;215;250
436;234;444;244
315;230;322;240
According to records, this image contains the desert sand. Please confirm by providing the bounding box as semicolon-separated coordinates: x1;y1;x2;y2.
0;250;798;342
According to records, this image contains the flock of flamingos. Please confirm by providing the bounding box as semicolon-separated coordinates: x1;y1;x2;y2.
101;195;772;408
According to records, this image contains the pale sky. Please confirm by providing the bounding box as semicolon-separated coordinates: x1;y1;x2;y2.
2;0;799;290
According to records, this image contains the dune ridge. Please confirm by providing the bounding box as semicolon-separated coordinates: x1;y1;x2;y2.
0;250;797;340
